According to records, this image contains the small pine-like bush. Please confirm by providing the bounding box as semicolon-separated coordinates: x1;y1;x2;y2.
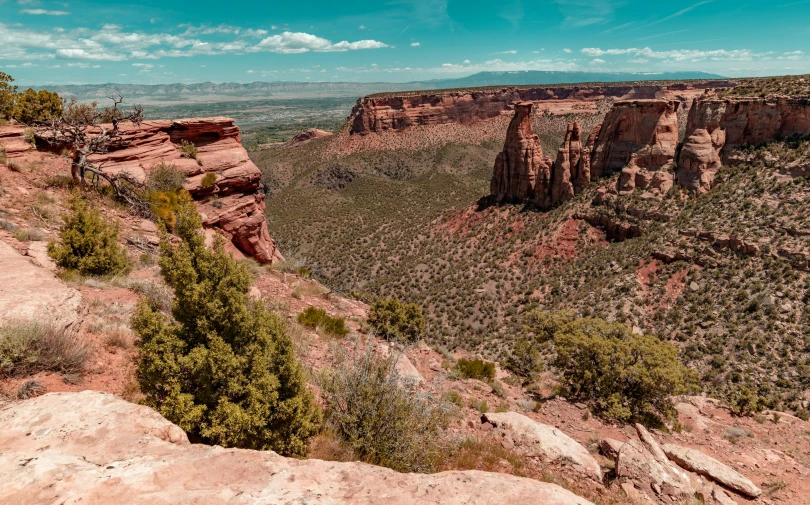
201;172;217;188
318;341;451;472
179;140;198;159
13;88;63;125
133;200;320;456
368;297;425;343
455;358;496;381
297;306;349;338
48;195;130;276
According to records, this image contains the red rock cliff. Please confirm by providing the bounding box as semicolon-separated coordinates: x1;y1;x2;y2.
678;96;810;193
349;82;729;135
590;100;680;196
91;118;283;263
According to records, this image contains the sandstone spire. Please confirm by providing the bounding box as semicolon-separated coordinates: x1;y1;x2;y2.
490;102;552;204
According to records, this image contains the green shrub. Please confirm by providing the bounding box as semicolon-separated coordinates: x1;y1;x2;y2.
728;386;763;416
535;310;701;423
318;341;451;472
505;338;544;383
48;195;131;276
13;88;62;125
146;162;186;192
368;297;425;343
0;321;90;378
297;306;349;338
179;140;198;159
201;172;217;188
132;201;319;456
455;358;496;381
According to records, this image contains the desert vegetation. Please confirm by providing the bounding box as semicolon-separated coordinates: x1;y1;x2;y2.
132;193;320;456
318;341;452;472
47;195;131;276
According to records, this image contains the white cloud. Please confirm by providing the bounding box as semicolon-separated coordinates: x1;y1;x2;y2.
254;31;388;54
563;48;572;53
463;59;470;64
21;8;70;15
498;49;518;54
590;58;606;64
411;42;420;47
359;25;366;30
247;69;255;73
0;23;389;61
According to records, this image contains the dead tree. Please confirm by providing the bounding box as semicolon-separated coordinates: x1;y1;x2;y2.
37;95;149;212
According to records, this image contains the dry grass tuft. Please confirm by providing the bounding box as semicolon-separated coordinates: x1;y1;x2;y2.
0;321;91;378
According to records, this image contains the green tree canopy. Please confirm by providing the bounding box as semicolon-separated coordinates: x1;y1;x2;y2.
0;72;18;120
132;195;320;456
13;88;63;125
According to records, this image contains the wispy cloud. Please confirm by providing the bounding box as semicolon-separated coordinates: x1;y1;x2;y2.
581;46;791;63
648;0;712;26
20;8;70;15
554;0;624;28
410;42;420;47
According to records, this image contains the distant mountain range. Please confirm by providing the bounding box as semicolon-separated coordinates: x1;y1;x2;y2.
36;71;727;104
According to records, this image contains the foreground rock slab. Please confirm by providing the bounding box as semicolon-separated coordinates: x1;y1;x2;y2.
483;411;603;480
662;443;761;498
0;241;81;328
0;392;595;505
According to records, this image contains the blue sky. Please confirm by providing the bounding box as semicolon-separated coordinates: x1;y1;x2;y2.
1;0;808;85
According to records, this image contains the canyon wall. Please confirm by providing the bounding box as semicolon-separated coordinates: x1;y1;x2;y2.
349;82;730;135
91;118;283;263
678;96;810;193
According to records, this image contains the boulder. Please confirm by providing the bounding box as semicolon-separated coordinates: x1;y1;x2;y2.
482;412;602;480
662;443;761;498
0;392;595;505
599;438;625;460
0;241;81;328
490;102;553;205
615;424;700;501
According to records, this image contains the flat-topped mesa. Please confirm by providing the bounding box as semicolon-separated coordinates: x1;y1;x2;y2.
349;82;729;135
490;102;553;204
591;99;680;196
89;117;283;264
677;96;810;193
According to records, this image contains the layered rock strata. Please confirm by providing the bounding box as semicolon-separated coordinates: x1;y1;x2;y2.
349;82;730;135
0;391;595;505
677;96;810;193
590;100;680;196
90;118;283;263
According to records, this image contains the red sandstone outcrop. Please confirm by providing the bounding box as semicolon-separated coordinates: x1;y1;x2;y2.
350;83;728;135
490;102;553;204
677;96;810;193
591;100;680;196
286;128;334;147
89;118;283;263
